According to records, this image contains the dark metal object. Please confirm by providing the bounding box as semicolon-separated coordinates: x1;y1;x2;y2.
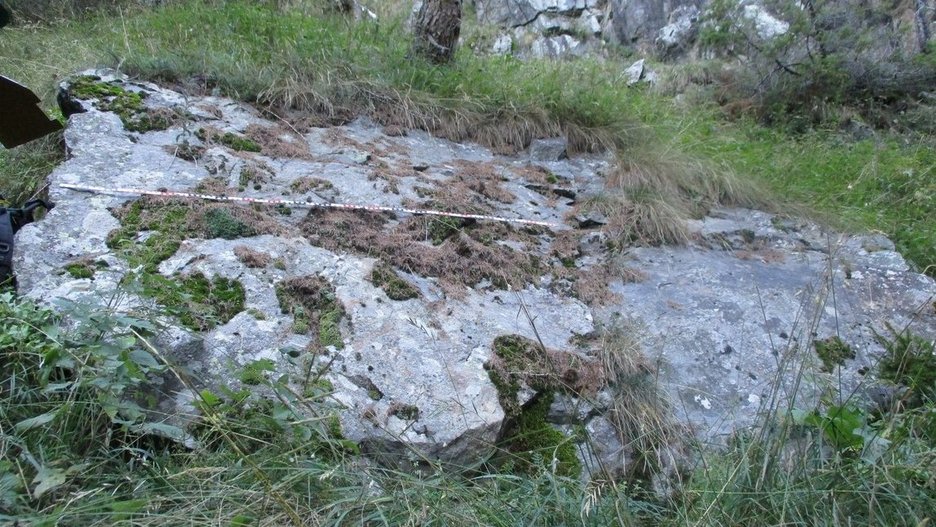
0;199;54;283
0;75;63;148
0;3;10;29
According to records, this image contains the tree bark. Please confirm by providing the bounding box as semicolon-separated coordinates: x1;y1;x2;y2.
412;0;462;64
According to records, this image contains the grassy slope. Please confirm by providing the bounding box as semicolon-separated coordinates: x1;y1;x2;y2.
1;2;934;525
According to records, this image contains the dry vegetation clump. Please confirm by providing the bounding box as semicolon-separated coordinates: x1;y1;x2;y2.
234;245;273;268
598;148;763;246
165;141;206;162
254;47;627;157
485;334;606;415
243;123;313;159
510;164;561;186
598;322;687;483
572;264;629;305
300;208;544;295
448;160;516;204
289;175;334;194
548;231;646;305
191;175;233;196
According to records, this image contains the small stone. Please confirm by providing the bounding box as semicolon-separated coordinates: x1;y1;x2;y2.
860;234;895;253
492;34;513;55
575;210;608;228
348;150;371;164
529;137;568;162
623;59;645;85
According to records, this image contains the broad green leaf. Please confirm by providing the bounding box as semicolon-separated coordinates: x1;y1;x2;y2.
129;348;160;369
15;411;57;432
32;467;66;499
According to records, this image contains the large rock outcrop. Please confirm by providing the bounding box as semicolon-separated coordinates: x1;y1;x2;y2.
14;71;936;476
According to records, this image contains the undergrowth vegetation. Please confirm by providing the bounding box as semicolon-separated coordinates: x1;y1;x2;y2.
1;1;935;525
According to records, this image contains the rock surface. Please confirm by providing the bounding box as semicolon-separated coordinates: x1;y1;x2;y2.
473;0;935;60
14;71;936;474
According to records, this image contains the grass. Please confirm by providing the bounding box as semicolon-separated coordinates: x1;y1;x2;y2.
1;1;935;525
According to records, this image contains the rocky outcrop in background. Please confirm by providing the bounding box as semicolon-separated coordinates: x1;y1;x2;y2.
471;0;935;60
14;71;936;479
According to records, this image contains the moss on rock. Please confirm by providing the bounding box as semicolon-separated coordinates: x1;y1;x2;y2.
275;276;346;350
143;272;246;332
814;336;855;373
70;75;174;132
369;262;420;301
196;127;262;152
501;391;581;478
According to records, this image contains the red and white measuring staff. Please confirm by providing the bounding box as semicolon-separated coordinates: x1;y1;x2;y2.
59;183;561;228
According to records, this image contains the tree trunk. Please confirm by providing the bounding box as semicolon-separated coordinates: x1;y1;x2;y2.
412;0;462;64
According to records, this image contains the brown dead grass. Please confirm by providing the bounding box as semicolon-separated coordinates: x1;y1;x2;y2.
289;176;334;194
300;209;543;295
244;123;313;159
259;73;624;157
548;231;647;305
510;164;558;186
599;322;688;482
234;246;273;268
448;160;516;204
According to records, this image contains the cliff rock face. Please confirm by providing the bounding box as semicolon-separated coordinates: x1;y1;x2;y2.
472;0;935;59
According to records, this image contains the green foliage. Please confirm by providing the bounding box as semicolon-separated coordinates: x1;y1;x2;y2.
876;324;936;405
238;358;276;385
796;404;867;452
0;292;171;520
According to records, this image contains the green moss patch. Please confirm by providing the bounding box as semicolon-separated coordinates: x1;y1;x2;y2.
63;259;107;279
275;276;346;349
69;75;175;132
107;197;281;272
205;208;254;239
142;272;245;331
486;336;595;478
196;127;261;152
500;391;581;478
486;335;604;417
369;262;419;301
814;336;856;373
